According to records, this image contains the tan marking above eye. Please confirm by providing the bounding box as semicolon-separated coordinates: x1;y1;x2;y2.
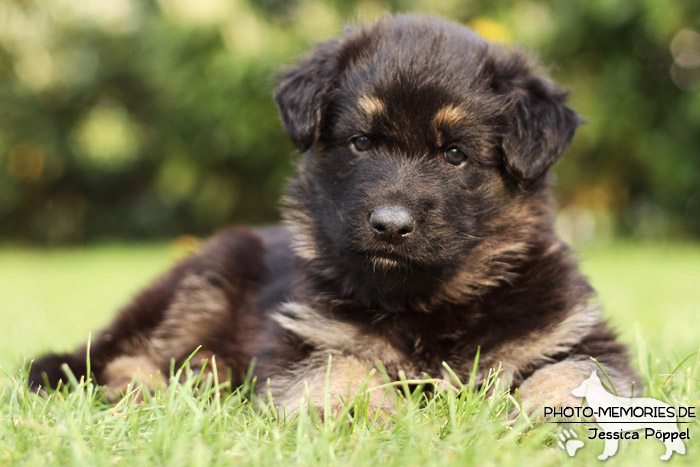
358;95;386;116
433;104;467;127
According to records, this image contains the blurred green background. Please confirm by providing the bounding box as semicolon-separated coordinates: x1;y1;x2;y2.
1;0;699;245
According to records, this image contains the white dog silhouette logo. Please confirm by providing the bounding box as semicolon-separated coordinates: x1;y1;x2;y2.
570;371;687;461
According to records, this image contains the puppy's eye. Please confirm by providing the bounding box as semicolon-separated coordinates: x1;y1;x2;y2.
350;135;372;152
444;148;467;166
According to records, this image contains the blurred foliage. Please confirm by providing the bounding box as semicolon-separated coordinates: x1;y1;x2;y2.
0;0;698;244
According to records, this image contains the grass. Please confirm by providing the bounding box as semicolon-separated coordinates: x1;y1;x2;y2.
0;241;698;466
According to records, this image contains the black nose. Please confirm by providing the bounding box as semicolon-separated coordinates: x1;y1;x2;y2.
369;205;415;244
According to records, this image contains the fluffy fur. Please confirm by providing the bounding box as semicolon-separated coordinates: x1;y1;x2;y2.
28;15;638;414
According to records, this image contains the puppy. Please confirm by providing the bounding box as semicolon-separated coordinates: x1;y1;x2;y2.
28;15;638;414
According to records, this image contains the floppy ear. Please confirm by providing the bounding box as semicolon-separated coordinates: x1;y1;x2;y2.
499;66;581;188
274;39;342;152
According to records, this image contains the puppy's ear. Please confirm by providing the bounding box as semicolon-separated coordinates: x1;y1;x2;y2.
274;39;342;152
497;61;581;188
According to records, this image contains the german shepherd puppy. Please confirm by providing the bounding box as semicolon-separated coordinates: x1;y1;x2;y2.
28;15;638;413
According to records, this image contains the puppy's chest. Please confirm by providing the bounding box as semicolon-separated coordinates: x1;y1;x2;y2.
381;316;482;374
272;300;497;378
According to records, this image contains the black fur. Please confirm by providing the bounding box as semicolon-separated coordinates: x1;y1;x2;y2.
29;15;637;408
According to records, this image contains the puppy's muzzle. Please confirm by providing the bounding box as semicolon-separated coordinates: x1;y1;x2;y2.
369;205;415;244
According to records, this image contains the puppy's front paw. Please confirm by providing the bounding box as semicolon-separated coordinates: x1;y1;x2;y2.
268;354;394;421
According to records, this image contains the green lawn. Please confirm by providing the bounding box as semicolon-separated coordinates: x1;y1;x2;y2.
1;242;698;465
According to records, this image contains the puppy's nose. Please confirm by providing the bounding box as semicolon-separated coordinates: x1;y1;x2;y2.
369;205;415;244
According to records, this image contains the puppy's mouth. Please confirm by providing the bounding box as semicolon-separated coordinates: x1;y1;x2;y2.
369;253;402;271
363;250;415;273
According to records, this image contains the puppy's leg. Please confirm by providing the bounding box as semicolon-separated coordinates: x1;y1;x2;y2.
517;358;635;414
268;352;393;418
28;228;264;392
102;355;164;403
101;273;235;401
28;259;190;392
104;270;258;402
150;274;232;360
150;274;235;385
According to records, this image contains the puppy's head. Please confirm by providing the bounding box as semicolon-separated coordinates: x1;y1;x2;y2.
277;15;580;305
